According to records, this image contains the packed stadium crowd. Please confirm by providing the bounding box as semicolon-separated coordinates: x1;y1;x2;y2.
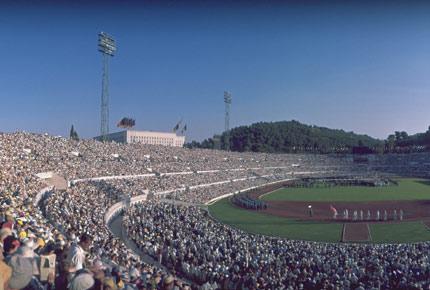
124;201;430;290
0;132;347;180
1;132;430;290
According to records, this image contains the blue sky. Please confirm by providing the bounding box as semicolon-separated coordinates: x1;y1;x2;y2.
0;1;429;141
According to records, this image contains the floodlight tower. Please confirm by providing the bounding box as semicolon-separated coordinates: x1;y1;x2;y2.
224;91;232;150
224;91;232;132
98;32;116;141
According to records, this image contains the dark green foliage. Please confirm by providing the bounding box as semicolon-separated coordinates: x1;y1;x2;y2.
187;120;430;153
384;128;430;153
187;120;382;153
69;125;79;141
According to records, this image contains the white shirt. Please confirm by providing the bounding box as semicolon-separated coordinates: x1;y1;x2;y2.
67;243;86;271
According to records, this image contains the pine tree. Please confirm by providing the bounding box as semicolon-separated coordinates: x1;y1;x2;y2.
69;125;79;141
73;129;79;141
70;125;75;139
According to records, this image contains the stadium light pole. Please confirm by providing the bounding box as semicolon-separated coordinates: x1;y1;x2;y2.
98;32;116;141
224;91;232;150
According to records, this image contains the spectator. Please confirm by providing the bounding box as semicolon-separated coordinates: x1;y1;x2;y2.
0;246;12;290
67;234;92;272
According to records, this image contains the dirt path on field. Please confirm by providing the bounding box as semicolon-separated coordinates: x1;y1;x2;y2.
342;223;371;242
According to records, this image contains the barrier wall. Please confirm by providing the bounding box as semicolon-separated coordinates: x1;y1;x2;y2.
71;173;156;186
35;172;54;179
33;186;54;206
204;178;296;205
105;193;150;225
70;166;306;187
104;187;190;226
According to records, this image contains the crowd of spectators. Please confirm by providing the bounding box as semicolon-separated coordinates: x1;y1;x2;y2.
1;131;430;289
0;132;312;289
0;132;353;180
124;201;430;290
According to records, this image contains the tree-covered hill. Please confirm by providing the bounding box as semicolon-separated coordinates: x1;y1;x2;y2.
187;120;384;154
385;127;430;153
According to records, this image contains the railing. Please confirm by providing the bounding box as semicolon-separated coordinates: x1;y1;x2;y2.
204;177;296;205
33;186;54;206
104;194;149;225
69;166;311;187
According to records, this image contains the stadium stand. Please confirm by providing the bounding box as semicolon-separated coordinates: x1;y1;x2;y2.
1;132;430;289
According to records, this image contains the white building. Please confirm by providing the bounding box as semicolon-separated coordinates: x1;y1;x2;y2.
95;130;185;147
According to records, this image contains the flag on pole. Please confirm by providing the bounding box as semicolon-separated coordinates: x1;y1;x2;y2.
180;124;187;135
173;118;183;132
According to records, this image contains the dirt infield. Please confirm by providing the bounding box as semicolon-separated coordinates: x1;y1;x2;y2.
259;200;430;223
342;223;370;242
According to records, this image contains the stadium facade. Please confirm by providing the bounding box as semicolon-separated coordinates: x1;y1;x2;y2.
94;130;185;147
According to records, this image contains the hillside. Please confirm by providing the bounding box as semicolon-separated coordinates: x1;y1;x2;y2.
187;120;384;154
385;128;430;153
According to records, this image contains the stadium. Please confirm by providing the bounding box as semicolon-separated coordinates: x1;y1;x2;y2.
1;132;430;289
2;2;430;290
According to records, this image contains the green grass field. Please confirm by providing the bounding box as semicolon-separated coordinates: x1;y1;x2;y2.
208;179;430;243
370;222;430;243
262;179;430;202
209;198;342;242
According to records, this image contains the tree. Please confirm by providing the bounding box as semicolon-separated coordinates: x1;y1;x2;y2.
386;134;396;152
69;125;75;139
69;125;79;141
394;131;401;141
400;131;408;140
